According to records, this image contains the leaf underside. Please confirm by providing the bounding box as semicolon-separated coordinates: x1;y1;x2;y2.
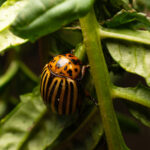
106;40;150;86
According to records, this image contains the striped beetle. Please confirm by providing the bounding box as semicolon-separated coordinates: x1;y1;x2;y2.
40;53;88;115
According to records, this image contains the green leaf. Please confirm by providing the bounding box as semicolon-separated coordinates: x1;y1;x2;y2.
11;0;94;40
46;108;103;150
106;40;150;86
104;9;150;30
0;29;27;53
0;87;78;150
22;112;76;150
0;0;28;31
0;0;28;53
0;89;47;150
112;84;150;108
128;103;150;128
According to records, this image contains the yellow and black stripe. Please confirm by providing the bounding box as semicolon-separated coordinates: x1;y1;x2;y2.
40;65;79;115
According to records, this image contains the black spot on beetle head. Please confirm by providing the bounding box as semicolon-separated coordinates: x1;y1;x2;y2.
74;68;78;72
64;66;67;71
67;69;72;76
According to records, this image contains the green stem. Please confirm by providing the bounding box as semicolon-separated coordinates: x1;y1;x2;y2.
79;9;129;150
18;61;39;83
100;27;150;45
0;60;19;88
74;43;86;60
112;86;150;108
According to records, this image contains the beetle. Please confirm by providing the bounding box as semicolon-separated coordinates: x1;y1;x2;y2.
40;53;95;115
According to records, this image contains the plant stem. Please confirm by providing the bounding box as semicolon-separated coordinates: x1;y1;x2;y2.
100;27;150;45
112;86;150;108
79;8;129;150
19;61;39;83
0;60;19;88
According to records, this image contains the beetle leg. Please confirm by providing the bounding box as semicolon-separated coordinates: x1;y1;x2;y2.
81;65;90;79
77;65;90;81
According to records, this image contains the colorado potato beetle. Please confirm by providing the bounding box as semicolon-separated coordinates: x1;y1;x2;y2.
40;53;86;115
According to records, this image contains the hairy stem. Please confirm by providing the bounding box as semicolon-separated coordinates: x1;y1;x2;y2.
79;8;129;150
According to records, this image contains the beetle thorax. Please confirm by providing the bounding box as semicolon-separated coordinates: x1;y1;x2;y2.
48;54;81;79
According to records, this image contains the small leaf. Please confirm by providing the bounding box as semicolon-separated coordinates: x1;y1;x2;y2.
0;89;47;150
11;0;94;40
104;9;150;30
106;40;150;86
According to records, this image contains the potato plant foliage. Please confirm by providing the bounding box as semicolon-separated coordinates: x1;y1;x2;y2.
0;0;150;150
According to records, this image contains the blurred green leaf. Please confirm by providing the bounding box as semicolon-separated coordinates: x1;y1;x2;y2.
0;89;47;150
106;40;150;86
0;86;79;150
109;0;130;9
104;9;150;30
11;0;94;40
133;0;150;11
22;112;76;150
46;108;103;150
0;0;6;6
128;103;150;128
